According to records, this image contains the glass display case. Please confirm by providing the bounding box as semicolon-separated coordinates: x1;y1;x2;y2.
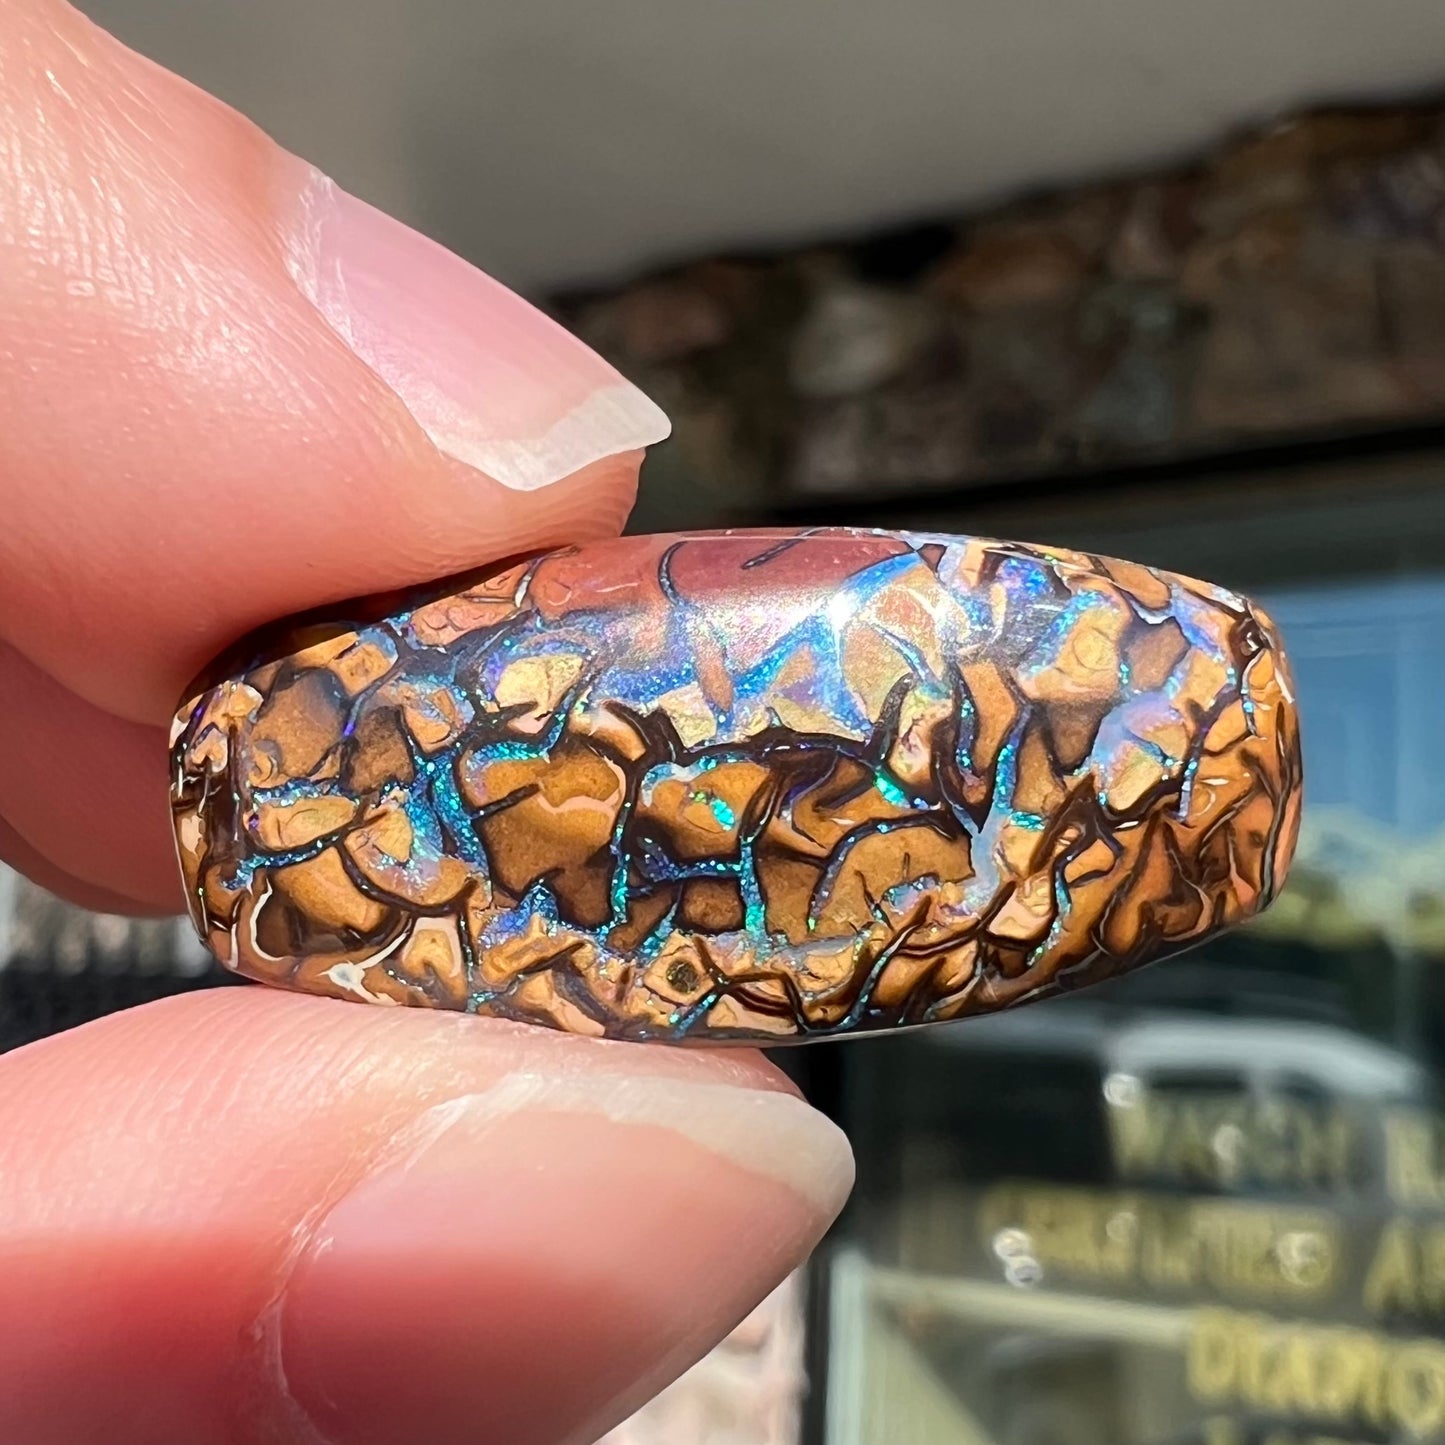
809;449;1445;1445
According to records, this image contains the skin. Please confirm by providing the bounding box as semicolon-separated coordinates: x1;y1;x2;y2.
0;3;855;1442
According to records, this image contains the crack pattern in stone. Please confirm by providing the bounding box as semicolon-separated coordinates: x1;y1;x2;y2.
170;528;1301;1043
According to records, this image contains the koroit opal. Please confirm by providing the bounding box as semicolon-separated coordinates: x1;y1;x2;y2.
171;529;1301;1043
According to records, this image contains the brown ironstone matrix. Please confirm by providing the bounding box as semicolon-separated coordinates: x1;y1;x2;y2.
171;529;1301;1043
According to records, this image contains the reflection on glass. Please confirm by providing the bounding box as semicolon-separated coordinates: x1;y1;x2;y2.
603;1275;805;1445
826;490;1445;1445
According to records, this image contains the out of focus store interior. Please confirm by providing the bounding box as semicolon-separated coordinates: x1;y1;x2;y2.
10;4;1445;1441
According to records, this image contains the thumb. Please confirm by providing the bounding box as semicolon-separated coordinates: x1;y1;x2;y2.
0;990;853;1445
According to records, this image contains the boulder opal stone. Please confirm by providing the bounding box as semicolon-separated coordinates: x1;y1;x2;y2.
170;529;1301;1043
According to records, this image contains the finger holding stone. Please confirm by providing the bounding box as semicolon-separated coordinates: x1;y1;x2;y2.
0;989;854;1445
0;0;667;727
0;642;177;911
0;814;159;917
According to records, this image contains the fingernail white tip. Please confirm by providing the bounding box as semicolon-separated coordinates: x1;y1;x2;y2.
431;383;672;492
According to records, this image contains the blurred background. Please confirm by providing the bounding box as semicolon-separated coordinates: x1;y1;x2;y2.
10;2;1445;1441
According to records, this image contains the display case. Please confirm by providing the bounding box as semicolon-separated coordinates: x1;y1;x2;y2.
810;449;1445;1445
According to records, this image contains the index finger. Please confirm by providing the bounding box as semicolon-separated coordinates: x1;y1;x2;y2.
0;0;668;907
0;0;667;724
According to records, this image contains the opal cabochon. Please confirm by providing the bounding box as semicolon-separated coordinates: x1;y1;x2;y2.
170;529;1301;1043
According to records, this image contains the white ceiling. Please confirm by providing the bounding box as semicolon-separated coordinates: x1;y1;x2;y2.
84;0;1445;293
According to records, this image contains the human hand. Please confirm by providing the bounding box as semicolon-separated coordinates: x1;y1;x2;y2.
0;4;854;1441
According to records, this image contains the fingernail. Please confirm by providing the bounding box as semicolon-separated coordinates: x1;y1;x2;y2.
279;1072;853;1445
274;160;671;491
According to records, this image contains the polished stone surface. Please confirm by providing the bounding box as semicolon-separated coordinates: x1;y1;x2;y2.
171;529;1301;1042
